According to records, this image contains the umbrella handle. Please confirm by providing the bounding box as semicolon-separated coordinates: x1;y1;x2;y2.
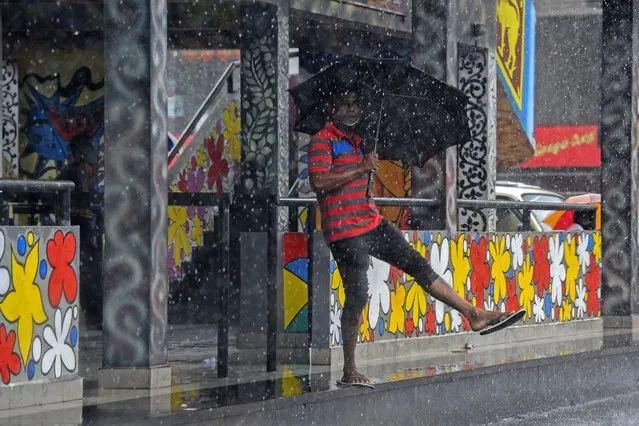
366;171;374;198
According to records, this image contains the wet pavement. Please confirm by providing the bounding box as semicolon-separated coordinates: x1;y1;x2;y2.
2;323;639;425
490;390;639;425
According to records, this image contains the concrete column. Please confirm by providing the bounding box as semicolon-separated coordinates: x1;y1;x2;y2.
457;44;497;232
238;2;290;346
100;0;170;388
411;0;454;231
600;0;639;324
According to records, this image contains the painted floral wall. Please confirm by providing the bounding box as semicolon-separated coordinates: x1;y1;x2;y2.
0;227;80;385
168;100;241;279
283;231;602;342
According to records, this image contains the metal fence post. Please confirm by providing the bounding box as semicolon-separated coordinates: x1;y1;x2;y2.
58;189;71;226
307;205;316;352
217;195;230;378
266;195;278;372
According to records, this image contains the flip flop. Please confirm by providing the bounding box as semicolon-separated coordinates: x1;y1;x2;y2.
336;374;375;389
479;309;525;336
336;380;375;389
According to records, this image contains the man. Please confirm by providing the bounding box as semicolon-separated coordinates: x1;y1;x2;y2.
309;89;524;388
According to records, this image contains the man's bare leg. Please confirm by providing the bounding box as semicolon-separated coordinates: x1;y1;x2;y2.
426;278;513;331
340;317;371;384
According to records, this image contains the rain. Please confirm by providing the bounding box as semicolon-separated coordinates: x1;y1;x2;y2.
0;0;637;425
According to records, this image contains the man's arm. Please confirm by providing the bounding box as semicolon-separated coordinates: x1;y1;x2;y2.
310;153;378;195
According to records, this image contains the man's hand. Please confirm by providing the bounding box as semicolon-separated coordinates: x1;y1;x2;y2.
360;153;379;173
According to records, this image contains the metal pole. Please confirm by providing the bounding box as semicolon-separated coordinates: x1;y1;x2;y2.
266;196;278;372
307;206;316;351
59;189;71;226
217;196;230;378
522;208;531;232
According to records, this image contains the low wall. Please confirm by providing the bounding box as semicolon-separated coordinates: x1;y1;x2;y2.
0;226;81;410
282;230;602;359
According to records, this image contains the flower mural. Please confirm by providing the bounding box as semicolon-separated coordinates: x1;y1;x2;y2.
206;133;230;195
388;282;406;335
549;235;566;307
321;231;602;347
450;235;470;298
0;324;21;384
168;206;190;268
489;236;511;305
366;257;391;330
532;235;550;297
0;228;79;386
42;308;76;378
46;231;77;307
0;241;47;364
470;237;490;307
518;255;534;319
405;281;427;329
431;237;453;324
564;235;580;303
223;101;241;162
331;262;346;308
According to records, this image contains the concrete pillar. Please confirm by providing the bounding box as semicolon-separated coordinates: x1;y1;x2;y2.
600;0;639;324
411;0;454;231
456;44;497;232
100;0;170;388
237;2;290;346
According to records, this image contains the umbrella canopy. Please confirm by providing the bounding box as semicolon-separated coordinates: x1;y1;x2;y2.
289;55;471;166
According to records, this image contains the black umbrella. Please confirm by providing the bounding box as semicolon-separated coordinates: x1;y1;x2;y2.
289;54;471;168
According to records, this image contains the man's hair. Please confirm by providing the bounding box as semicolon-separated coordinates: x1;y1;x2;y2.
327;83;361;113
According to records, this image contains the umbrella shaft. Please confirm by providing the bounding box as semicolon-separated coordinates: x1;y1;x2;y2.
366;98;384;198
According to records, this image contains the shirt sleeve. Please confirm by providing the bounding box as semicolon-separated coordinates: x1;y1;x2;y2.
308;137;332;174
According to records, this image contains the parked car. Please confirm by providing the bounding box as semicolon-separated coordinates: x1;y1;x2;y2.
495;181;567;233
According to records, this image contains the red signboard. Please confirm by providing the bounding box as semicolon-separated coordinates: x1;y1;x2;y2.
519;125;600;168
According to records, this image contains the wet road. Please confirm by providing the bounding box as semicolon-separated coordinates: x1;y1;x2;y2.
490;391;639;426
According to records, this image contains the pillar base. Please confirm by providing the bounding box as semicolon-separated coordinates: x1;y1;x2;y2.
0;377;83;411
602;315;639;329
98;366;171;389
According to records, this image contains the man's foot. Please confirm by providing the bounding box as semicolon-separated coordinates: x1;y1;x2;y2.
337;370;375;389
467;307;522;333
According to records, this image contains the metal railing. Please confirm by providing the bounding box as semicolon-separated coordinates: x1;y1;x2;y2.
167;192;598;375
168;60;240;167
0;179;75;226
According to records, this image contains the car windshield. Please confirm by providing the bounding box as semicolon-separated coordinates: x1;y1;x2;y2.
522;193;566;225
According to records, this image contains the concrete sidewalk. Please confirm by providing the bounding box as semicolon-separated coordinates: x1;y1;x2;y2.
3;319;633;425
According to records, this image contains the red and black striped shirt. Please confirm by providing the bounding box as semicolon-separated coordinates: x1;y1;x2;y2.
308;122;382;242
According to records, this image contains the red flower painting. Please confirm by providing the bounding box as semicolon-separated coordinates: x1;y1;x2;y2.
47;231;77;307
585;254;601;316
505;277;520;312
425;304;436;336
0;325;21;384
533;235;550;297
470;238;491;307
206;134;229;195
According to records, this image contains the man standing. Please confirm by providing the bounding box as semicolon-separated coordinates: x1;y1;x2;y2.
309;89;524;388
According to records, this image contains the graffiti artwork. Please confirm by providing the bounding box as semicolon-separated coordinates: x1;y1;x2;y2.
0;227;79;385
19;61;104;190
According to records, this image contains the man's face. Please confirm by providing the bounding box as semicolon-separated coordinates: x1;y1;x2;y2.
332;91;362;128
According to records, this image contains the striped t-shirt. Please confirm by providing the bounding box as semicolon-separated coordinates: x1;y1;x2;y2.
308;122;382;242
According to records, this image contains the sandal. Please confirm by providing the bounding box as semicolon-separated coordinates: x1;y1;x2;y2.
336;371;375;389
479;309;525;336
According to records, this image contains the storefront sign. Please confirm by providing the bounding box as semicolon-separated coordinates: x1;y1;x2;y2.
519;125;600;168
